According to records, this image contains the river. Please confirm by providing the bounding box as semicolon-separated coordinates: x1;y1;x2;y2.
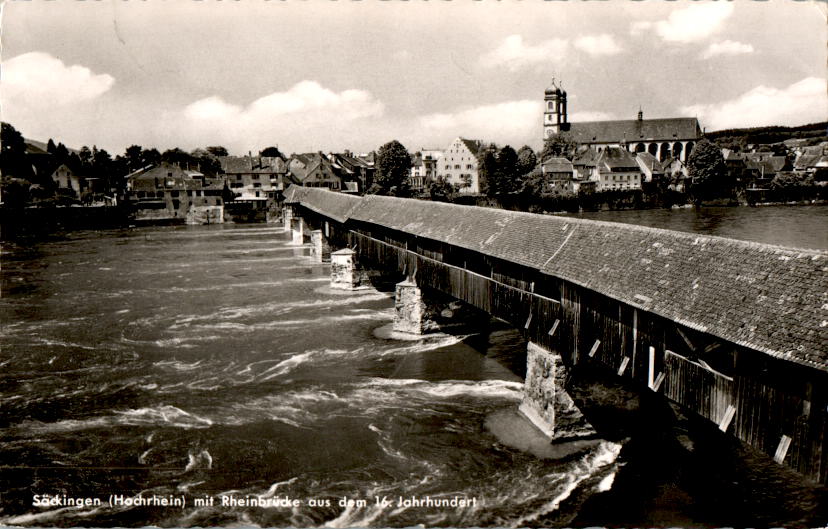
0;225;620;528
563;204;828;250
0;207;826;527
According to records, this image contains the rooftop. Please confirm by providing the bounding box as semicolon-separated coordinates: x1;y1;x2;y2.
285;187;828;372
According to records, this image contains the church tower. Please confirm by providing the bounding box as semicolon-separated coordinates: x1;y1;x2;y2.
543;79;568;139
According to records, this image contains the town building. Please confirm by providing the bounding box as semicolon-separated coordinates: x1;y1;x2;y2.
438;138;483;194
409;149;444;192
287;153;347;191
543;81;702;162
327;151;374;193
635;152;664;184
593;147;643;191
126;162;224;224
219;155;289;200
541;157;575;192
50;164;85;197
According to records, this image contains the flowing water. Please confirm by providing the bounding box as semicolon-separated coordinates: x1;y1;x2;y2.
0;225;621;527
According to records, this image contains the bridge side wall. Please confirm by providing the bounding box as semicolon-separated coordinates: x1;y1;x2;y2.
338;218;828;484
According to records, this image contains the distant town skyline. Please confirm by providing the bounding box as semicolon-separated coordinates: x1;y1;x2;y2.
2;1;826;156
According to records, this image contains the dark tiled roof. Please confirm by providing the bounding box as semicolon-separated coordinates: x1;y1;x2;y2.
745;154;787;172
284;187;362;223
599;147;640;170
573;148;601;167
794;154;828;170
542;157;574;174
636;152;663;172
460;138;483;156
219;156;253;173
285;186;828;371
569;118;702;144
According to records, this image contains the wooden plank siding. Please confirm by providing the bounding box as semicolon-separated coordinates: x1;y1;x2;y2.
293;203;828;485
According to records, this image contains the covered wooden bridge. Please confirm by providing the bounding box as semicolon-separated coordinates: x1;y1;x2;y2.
282;186;828;484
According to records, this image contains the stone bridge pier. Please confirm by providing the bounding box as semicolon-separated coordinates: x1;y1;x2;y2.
290;216;310;246
282;205;294;233
520;342;593;439
330;248;370;290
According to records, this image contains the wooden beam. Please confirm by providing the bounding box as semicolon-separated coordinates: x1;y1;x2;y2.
719;404;736;432
524;312;533;330
631;309;638;378
648;346;656;389
617;356;630;376
652;372;666;392
774;435;792;464
676;327;696;352
588;339;601;358
548;319;560;337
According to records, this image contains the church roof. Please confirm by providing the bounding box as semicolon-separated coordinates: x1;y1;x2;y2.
568;117;702;144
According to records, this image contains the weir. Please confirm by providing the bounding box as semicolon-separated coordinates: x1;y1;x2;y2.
282;186;828;484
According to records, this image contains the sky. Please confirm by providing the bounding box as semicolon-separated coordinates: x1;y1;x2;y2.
1;0;826;157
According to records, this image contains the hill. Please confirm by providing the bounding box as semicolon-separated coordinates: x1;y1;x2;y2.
705;122;828;148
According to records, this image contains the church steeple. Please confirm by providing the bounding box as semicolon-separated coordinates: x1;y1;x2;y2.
543;78;568;140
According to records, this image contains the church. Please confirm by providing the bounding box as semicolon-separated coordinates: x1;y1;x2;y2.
544;81;702;162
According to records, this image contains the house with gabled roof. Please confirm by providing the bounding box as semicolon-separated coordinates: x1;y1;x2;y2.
127;162;225;223
634;152;664;184
219;155;290;200
438;137;483;194
287;153;345;191
50;164;86;197
327;151;373;193
593;147;643;191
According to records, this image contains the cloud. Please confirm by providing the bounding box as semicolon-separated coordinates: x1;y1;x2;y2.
419;100;542;146
631;3;735;43
701;40;755;59
573;34;623;56
1;51;114;108
680;77;827;130
181;81;385;151
480;35;568;71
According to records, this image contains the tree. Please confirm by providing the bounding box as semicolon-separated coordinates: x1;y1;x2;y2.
427;176;455;202
161;148;192;168
92;148;114;191
124;145;144;172
516;145;538;176
260;146;283;158
540;133;578;162
206;146;229;158
371;140;412;196
687;139;729;201
141;148;161;167
47;139;57;154
54;143;70;163
493;145;520;195
78;146;93;170
1;123;26;155
0;123;33;180
477;145;497;197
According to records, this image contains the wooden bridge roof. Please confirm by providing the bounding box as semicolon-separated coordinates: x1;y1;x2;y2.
285;187;828;372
